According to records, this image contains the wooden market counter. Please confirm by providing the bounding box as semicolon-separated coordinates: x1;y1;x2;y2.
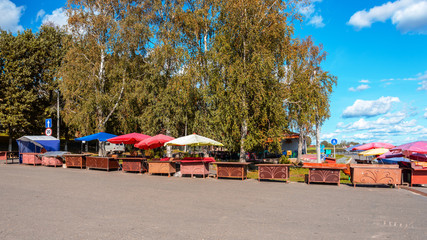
399;162;427;187
212;162;250;180
256;164;292;182
350;164;401;187
117;157;147;173
86;156;120;171
148;159;176;177
302;163;347;186
41;156;63;167
175;157;216;178
21;153;42;166
0;151;19;164
63;154;90;169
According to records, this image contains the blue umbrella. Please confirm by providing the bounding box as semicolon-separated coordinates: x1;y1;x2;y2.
75;132;117;142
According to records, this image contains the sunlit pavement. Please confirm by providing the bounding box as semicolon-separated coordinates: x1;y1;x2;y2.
1;163;426;240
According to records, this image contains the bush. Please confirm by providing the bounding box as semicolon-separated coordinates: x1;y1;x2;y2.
280;155;290;164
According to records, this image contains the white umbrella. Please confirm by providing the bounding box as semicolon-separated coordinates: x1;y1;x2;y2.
164;133;224;147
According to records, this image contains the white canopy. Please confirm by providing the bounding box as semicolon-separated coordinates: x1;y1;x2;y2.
164;133;224;147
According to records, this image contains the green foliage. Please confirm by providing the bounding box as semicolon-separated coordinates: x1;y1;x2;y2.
280;155;291;164
0;26;66;138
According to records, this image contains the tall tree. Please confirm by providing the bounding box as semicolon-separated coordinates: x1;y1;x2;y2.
60;0;152;135
0;26;66;150
285;36;336;162
209;0;302;161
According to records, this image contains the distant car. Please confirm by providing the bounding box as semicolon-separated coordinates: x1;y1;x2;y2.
104;142;125;154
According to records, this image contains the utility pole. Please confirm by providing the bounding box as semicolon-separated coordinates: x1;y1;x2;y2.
57;90;60;140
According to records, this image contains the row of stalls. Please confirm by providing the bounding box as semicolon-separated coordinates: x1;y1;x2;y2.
11;135;427;187
14;133;226;178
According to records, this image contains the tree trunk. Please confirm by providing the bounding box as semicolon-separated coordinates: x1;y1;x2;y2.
8;126;12;151
316;121;321;163
297;129;304;162
166;129;172;158
239;119;248;162
65;126;69;151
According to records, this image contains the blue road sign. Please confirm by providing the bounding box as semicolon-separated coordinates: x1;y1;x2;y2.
45;118;52;128
331;138;338;145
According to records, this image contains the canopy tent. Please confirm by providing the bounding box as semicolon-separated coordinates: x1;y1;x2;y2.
391;141;427;155
353;142;395;151
17;136;60;163
377;157;410;164
345;144;363;152
358;148;389;156
75;132;117;142
135;134;175;149
377;152;404;159
164;133;224;147
107;133;151;145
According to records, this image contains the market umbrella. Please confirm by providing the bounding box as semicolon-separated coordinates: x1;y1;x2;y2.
391;141;427;155
164;133;224;147
345;144;363;152
353;142;395;151
358;148;390;156
377;152;404;159
135;134;175;149
377;157;410;164
107;133;151;145
408;153;427;162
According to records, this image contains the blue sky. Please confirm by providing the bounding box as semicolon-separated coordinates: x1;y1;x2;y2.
1;0;426;145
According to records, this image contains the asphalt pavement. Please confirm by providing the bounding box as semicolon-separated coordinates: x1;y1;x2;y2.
0;163;426;240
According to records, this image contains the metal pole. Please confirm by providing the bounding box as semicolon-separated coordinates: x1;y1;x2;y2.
334;145;336;158
57;90;60;139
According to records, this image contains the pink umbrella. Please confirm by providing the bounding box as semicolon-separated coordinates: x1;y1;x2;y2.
134;134;175;149
353;142;395;151
391;141;427;155
107;133;151;145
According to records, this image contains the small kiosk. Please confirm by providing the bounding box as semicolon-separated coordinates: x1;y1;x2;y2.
17;136;60;166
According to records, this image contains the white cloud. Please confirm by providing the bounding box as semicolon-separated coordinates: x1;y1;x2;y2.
342;96;400;118
321;132;337;140
359;79;370;83
0;0;24;33
42;8;67;28
353;133;374;140
349;84;370;92
36;9;45;22
299;0;325;28
348;0;427;34
309;15;325;28
418;80;427;90
424;108;427;118
404;70;427;80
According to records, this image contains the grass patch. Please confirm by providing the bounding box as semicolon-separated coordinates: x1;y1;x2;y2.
248;166;352;184
247;171;258;179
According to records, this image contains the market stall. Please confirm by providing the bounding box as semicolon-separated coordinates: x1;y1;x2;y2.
17;136;60;165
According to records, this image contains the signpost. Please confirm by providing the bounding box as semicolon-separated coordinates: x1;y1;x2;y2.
45;128;52;136
45;119;52;136
45;118;52;129
331;138;338;158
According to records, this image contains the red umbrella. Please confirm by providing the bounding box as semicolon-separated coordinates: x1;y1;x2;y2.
134;134;175;149
391;141;427;155
353;142;395;151
107;133;151;145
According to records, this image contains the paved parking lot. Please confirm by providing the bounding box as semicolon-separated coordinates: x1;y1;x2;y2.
0;163;426;240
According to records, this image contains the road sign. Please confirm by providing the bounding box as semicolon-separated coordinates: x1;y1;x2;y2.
331;138;338;145
45;128;52;136
45;118;52;128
